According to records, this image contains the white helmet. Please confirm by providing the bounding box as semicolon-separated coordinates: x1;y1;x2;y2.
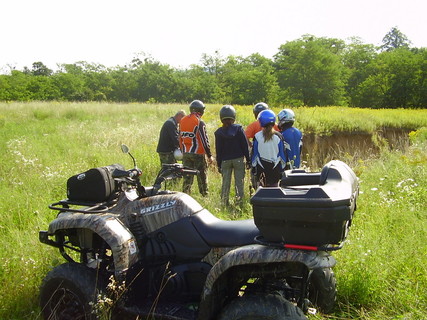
277;109;295;127
173;149;183;161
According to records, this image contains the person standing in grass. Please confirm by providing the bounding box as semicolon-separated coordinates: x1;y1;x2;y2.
156;110;186;165
245;102;280;147
251;109;287;187
214;105;250;206
245;102;279;192
245;102;270;147
277;108;303;169
179;100;213;196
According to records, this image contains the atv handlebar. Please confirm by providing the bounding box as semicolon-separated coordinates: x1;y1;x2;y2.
182;169;199;175
112;168;141;179
152;163;199;194
113;161;199;199
161;163;199;176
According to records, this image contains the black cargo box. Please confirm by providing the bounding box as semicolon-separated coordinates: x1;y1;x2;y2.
67;164;124;203
251;160;359;246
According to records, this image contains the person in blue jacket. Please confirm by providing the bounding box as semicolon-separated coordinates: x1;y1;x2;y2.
251;109;287;187
215;105;250;206
277;109;303;169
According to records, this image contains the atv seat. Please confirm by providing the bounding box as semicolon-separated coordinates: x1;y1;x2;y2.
191;210;260;247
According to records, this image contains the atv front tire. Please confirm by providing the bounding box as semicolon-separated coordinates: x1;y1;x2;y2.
39;262;106;320
218;294;307;320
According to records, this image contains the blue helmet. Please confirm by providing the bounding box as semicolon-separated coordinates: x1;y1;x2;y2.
258;109;276;127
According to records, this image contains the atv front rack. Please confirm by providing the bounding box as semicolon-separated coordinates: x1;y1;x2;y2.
254;235;345;251
49;199;110;213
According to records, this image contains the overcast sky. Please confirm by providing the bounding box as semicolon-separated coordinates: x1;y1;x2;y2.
1;0;426;72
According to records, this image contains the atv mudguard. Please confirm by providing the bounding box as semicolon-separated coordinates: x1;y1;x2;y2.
198;244;336;320
46;211;139;279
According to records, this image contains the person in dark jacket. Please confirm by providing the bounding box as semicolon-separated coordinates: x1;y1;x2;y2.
214;105;250;206
156;110;186;165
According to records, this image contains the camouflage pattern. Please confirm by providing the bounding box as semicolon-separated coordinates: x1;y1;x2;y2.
202;244;336;300
47;211;139;279
182;153;208;195
46;191;206;279
158;152;175;166
202;247;236;266
110;191;204;234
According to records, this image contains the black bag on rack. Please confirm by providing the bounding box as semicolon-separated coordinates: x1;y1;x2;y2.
66;164;125;203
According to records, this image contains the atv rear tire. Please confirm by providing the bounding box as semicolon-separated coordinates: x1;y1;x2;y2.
218;294;307;320
39;262;106;320
309;267;337;313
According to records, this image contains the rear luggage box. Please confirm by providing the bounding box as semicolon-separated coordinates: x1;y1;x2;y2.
251;160;359;246
66;164;124;203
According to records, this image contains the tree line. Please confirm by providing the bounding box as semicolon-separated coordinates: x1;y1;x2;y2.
1;27;426;108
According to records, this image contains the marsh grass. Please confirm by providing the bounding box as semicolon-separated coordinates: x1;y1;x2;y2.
0;102;426;319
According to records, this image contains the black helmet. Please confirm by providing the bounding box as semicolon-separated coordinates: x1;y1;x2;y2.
189;100;205;115
219;105;236;121
253;102;269;118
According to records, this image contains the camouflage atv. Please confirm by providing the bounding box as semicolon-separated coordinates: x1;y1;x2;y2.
39;145;358;319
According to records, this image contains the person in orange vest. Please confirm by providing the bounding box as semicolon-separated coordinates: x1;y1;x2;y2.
179;100;213;196
245;102;279;147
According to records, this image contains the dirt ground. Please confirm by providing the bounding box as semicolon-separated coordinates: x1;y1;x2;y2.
301;128;412;169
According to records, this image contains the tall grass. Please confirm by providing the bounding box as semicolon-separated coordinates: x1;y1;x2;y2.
331;135;427;319
0;102;426;319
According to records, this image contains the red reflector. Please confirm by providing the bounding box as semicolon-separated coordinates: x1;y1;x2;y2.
284;244;318;251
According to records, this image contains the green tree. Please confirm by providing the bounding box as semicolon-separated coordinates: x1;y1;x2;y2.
0;75;12;101
23;62;53;76
52;71;87;101
27;76;61;100
343;37;378;107
200;51;225;77
353;49;422;108
274;35;347;106
108;66;138;102
83;64;113;101
415;48;427;108
58;62;114;101
174;66;222;103
380;26;411;52
3;71;32;101
131;58;178;102
221;54;279;105
57;63;92;100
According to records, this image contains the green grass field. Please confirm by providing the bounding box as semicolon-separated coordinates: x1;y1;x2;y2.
0;102;426;319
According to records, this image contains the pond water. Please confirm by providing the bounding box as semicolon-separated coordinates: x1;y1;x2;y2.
301;128;412;170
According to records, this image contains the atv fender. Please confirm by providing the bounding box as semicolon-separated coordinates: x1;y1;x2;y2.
198;244;336;320
46;211;139;278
